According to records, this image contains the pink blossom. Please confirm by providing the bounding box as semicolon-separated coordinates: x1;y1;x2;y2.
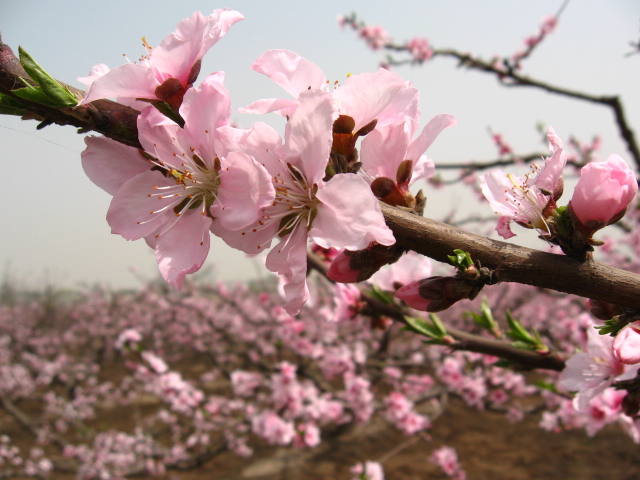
359;25;391;50
141;352;168;374
251;411;295;445
82;74;274;288
395;276;473;312
613;321;640;365
80;9;243;109
215;91;394;314
558;326;639;411
481;127;566;238
569;154;638;231
294;422;321;448
430;446;466;480
240;49;410;130
369;251;432;291
350;461;385;480
360;113;456;187
406;37;433;61
231;370;263;397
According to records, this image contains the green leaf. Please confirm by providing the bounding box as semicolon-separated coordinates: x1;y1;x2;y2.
468;297;501;336
0;93;29;116
367;285;395;304
152;101;185;127
18;46;78;107
505;310;536;344
429;313;448;337
403;316;440;340
448;249;473;270
12;84;60;107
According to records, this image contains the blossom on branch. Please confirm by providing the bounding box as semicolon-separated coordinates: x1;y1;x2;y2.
79;9;243;109
569;154;638;237
480;127;566;239
82;74;274;288
215;91;395;314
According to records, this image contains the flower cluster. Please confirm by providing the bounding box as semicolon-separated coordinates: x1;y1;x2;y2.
80;10;454;315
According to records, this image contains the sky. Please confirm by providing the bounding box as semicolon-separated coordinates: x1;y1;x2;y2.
1;1;639;290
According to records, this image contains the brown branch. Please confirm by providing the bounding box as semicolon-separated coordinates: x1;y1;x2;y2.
382;203;640;309
307;253;566;371
0;39;142;149
397;46;640;171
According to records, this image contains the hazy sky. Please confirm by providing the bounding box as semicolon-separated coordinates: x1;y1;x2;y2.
1;1;638;289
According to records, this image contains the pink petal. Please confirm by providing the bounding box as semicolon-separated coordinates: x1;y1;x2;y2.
406;114;457;161
180;72;230;154
284;90;337;184
311;174;395;250
106;170;178;240
239;98;298;117
250;49;326;98
137;107;184;164
211;151;275;230
333;68;405;132
77;63;110;86
154;210;212;288
395;282;432;310
210;217;278;255
152;9;244;84
496;216;516;239
265;226;310;315
613;323;640;365
79;63;158;104
81;136;151;195
411;156;436;184
360;122;410;179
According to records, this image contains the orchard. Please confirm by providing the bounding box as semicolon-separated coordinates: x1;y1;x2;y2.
1;3;640;479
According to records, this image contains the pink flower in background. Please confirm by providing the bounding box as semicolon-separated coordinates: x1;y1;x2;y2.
406;37;433;61
481;127;566;239
359;25;391;50
80;9;243;109
350;461;385;480
570;154;637;231
82;74;274;288
613;321;640;365
251;411;295;446
559;326;639;411
430;446;466;480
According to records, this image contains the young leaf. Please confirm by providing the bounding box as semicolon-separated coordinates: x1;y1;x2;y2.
403;316;441;340
18;47;78;107
0;93;29;116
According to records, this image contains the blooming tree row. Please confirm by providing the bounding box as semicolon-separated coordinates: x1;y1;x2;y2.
1;6;639;479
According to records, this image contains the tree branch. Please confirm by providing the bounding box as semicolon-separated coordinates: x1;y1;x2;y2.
1;37;638;313
382;203;640;309
307;252;566;371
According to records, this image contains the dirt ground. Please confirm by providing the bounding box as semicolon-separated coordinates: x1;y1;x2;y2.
190;398;640;480
3;395;639;480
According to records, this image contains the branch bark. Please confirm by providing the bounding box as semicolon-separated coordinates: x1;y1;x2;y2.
382;203;640;309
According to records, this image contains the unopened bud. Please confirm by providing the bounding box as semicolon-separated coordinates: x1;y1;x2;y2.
395;276;475;312
586;298;624;320
327;245;404;284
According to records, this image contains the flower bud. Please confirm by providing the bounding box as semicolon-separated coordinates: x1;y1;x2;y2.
613;321;640;365
326;250;361;283
395;276;474;312
569;154;638;235
586;298;624;321
327;245;404;284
